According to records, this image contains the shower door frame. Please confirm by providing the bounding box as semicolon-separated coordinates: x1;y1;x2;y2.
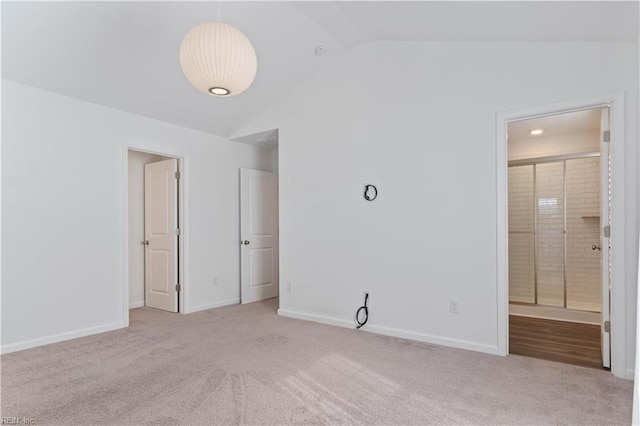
496;93;627;378
508;151;601;309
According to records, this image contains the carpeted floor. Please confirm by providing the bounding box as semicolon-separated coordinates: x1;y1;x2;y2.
1;298;632;425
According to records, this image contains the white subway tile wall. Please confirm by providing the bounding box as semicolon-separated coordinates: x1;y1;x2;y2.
566;157;601;312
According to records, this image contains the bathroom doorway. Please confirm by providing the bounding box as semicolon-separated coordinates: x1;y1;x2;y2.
506;107;611;369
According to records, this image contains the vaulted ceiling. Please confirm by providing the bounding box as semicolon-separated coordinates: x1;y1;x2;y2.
2;1;637;138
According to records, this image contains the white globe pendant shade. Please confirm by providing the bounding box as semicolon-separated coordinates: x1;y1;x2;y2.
180;22;257;97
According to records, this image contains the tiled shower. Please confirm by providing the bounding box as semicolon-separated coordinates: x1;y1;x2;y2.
508;156;601;312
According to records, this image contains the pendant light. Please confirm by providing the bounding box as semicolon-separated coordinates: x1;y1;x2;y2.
179;3;257;97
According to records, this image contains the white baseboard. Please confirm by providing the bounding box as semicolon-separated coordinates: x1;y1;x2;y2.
626;368;635;380
277;309;498;355
278;309;353;329
129;301;144;309
366;323;499;355
1;321;125;355
187;298;240;313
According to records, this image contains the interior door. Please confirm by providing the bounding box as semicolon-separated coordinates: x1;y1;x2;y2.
600;106;611;368
144;159;179;312
240;168;279;304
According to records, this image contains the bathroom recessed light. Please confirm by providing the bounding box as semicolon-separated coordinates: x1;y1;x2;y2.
209;87;230;96
530;129;543;136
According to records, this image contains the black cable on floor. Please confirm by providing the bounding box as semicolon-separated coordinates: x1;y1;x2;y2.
356;293;369;329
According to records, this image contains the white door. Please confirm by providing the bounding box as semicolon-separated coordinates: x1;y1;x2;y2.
240;168;279;304
144;159;179;312
600;107;611;368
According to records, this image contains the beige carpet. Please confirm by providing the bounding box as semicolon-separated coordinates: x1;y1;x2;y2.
1;298;632;425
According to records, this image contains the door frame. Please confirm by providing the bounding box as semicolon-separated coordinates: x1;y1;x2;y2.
495;93;627;378
123;146;189;325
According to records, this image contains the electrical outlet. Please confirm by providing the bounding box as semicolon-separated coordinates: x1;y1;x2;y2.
449;299;459;314
213;276;219;286
286;282;292;293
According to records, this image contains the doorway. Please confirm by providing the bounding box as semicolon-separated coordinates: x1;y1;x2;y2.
231;129;280;306
505;107;610;369
127;149;184;313
239;168;279;304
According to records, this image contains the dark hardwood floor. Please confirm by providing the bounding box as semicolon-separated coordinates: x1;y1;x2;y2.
509;315;604;369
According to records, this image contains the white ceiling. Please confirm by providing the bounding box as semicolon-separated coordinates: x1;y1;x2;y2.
508;108;603;142
301;1;639;44
2;2;637;139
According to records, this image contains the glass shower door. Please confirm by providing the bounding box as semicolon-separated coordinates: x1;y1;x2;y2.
508;165;535;303
535;162;565;307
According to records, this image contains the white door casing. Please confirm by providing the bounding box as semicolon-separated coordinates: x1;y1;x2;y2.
144;159;179;312
600;107;611;368
496;93;627;379
240;168;279;304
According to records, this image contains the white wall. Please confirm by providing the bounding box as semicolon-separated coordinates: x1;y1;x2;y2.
1;80;273;352
234;41;639;375
127;150;166;308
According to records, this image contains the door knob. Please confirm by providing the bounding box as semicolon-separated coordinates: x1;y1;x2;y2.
592;244;601;251
142;240;150;246
242;240;250;245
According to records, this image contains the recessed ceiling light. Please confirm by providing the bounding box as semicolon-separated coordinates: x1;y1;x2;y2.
530;129;543;136
209;87;230;96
